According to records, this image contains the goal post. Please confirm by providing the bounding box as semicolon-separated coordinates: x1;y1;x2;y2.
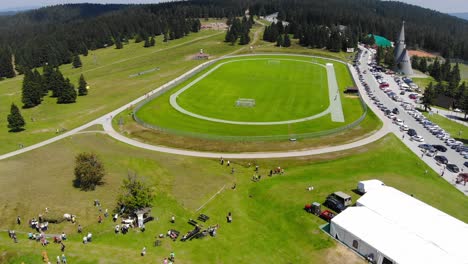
235;98;256;107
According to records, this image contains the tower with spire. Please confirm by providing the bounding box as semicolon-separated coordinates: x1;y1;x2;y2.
394;21;413;75
395;21;413;75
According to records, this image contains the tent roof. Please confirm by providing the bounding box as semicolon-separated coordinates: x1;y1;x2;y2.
368;34;392;47
337;186;468;263
332;206;465;264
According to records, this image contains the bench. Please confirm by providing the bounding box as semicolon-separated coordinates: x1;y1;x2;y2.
188;219;198;226
197;214;210;222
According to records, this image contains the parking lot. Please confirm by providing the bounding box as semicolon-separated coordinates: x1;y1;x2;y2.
352;46;468;195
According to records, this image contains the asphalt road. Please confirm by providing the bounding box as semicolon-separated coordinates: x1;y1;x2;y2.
356;46;468;195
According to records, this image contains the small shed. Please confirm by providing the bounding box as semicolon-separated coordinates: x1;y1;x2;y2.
344;87;359;94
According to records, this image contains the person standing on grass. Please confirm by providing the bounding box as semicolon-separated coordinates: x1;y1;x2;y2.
170;252;175;262
17;216;21;225
141;246;146;256
61;254;67;264
60;242;65;252
171;215;175;224
56;255;60;264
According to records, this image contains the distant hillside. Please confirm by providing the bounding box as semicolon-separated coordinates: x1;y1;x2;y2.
1;0;468;73
0;11;17;16
451;13;468;21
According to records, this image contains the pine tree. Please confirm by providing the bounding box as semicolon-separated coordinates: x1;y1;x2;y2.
422;82;436;111
283;34;291;47
150;36;156;47
21;69;41;108
431;58;441;81
72;54;82;68
276;35;283;47
115;37;123;49
78;74;88;96
419;58;428;73
51;69;66;98
7;103;25;132
239;32;250;45
0;48;16;78
441;59;451;81
143;37;151;48
42;64;54;95
57;78;77;104
411;56;419;69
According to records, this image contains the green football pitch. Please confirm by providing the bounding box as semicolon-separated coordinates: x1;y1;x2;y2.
135;55;364;139
176;58;328;122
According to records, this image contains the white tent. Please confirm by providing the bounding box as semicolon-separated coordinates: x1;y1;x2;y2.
330;186;468;264
330;207;464;264
357;179;384;193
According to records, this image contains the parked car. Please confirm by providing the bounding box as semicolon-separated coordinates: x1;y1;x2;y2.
407;129;417;136
434;155;448;165
323;196;346;213
400;125;409;131
411;135;424;142
392;108;399;114
432;145;447;152
464;161;468;168
446;164;460;173
393;119;404;126
418;144;433;150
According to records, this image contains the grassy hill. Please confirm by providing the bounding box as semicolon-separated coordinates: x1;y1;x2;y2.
0;132;466;263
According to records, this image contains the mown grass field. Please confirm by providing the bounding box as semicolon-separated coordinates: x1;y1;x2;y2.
0;133;466;263
177;58;328;122
0;29;239;155
136;55;366;138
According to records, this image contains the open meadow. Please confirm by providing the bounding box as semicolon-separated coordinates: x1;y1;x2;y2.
0;132;466;263
0;29;238;155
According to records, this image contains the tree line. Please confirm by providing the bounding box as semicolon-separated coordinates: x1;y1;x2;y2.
7;66;89;132
1;0;467;79
263;21;355;51
0;3;218;75
224;15;254;45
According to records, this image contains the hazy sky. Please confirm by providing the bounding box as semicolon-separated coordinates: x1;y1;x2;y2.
1;0;467;13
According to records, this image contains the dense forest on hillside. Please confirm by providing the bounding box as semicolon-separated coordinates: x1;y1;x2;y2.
0;0;467;78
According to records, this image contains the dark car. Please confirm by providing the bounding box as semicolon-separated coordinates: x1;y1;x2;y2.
323;196;346;213
418;144;433;150
446;164;460;173
392;108;399;114
433;145;447;152
434;155;448;165
407;129;417;136
464;161;468;168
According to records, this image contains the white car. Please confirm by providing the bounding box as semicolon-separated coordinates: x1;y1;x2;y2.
393;119;404;126
387;113;396;119
411;135;424;142
400;124;409;131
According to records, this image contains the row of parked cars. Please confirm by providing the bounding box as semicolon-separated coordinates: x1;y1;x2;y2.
359;49;466;176
405;108;467;172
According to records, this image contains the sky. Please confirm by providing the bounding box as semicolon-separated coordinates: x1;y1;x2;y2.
0;0;467;13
